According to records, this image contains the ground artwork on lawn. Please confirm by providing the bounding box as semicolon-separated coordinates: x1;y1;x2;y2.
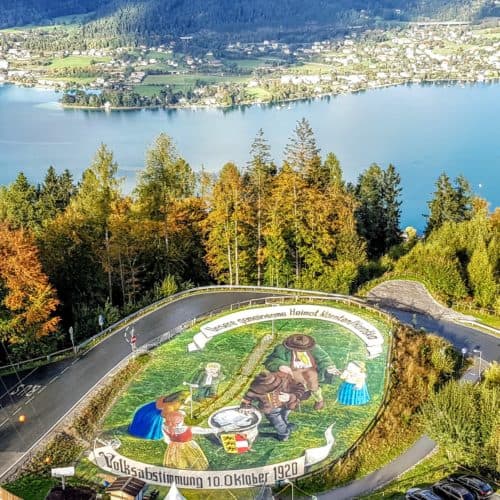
89;304;389;489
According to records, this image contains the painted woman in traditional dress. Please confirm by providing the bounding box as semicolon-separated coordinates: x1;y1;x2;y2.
128;391;187;440
162;411;211;470
337;361;370;406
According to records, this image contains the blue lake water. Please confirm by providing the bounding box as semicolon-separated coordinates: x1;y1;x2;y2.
0;82;498;230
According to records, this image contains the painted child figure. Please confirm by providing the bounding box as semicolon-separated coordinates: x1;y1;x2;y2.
337;361;370;406
191;362;224;401
128;390;187;440
162;410;211;470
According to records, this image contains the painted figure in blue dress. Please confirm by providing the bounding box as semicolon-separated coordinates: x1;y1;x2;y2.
128;390;187;440
337;361;370;406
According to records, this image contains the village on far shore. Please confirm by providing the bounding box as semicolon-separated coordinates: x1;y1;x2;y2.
0;22;499;109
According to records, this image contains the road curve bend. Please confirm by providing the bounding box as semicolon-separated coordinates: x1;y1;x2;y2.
0;286;498;496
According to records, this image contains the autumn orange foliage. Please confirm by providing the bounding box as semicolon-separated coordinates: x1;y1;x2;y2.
0;224;60;343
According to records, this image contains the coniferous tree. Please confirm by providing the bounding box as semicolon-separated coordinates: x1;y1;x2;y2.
72;144;122;304
467;237;498;308
323;152;344;190
37;166;75;223
284;118;321;181
263;163;307;286
355;163;402;258
425;173;473;236
135;133;196;276
0;172;38;230
0;224;60;344
245;129;276;285
382;164;403;251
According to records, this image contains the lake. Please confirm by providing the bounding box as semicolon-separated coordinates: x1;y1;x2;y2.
0;82;498;230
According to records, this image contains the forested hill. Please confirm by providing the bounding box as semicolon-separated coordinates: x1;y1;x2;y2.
0;0;498;42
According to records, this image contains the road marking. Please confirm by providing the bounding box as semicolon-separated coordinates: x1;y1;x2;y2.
24;397;34;406
48;376;59;385
0;418;8;428
11;407;21;416
38;386;47;393
71;359;78;365
60;366;70;375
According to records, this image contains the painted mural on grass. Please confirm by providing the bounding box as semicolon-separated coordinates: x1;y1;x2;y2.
90;304;390;488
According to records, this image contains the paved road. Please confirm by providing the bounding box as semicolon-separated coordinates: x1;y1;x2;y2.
0;291;270;480
381;307;499;363
0;287;498;494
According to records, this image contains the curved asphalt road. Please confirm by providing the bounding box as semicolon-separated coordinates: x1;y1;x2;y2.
0;288;498;492
0;291;269;480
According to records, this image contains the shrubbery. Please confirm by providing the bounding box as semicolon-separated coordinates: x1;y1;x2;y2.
365;208;499;311
72;354;150;441
297;323;460;493
422;379;499;472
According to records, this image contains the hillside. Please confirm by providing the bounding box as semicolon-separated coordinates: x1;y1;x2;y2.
0;0;498;43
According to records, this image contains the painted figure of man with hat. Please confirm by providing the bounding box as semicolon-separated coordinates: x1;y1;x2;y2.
265;334;339;411
240;370;308;441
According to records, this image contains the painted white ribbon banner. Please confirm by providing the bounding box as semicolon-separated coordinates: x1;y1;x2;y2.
188;304;384;358
89;426;334;489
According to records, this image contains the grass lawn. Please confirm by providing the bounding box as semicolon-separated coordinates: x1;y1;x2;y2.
3;476;57;500
245;87;272;101
133;84;164;97
142;73;248;91
290;62;332;74
476;28;500;40
361;449;450;499
230;58;271;70
48;55;110;69
95;304;390;474
456;309;500;331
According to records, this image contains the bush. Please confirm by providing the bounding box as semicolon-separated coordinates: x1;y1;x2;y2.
483;361;500;388
296;324;460;493
23;432;83;477
395;242;468;302
72;354;150;441
157;274;179;298
421;381;499;471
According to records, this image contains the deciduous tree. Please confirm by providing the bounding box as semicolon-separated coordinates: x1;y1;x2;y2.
0;224;60;344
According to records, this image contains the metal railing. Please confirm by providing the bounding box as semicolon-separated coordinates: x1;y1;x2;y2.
0;291;394;483
0;285;357;373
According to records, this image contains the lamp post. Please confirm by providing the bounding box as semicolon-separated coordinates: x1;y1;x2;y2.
472;349;482;379
460;347;467;368
283;479;295;500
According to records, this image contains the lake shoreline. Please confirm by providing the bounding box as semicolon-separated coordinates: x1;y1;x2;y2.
1;82;498;231
8;76;497;112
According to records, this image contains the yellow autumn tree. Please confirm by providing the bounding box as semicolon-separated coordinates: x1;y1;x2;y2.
0;224;60;343
204;163;251;285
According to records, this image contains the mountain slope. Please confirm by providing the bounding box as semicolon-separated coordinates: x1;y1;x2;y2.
0;0;497;41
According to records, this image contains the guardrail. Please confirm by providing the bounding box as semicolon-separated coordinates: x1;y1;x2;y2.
0;291;393;484
0;286;357;373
